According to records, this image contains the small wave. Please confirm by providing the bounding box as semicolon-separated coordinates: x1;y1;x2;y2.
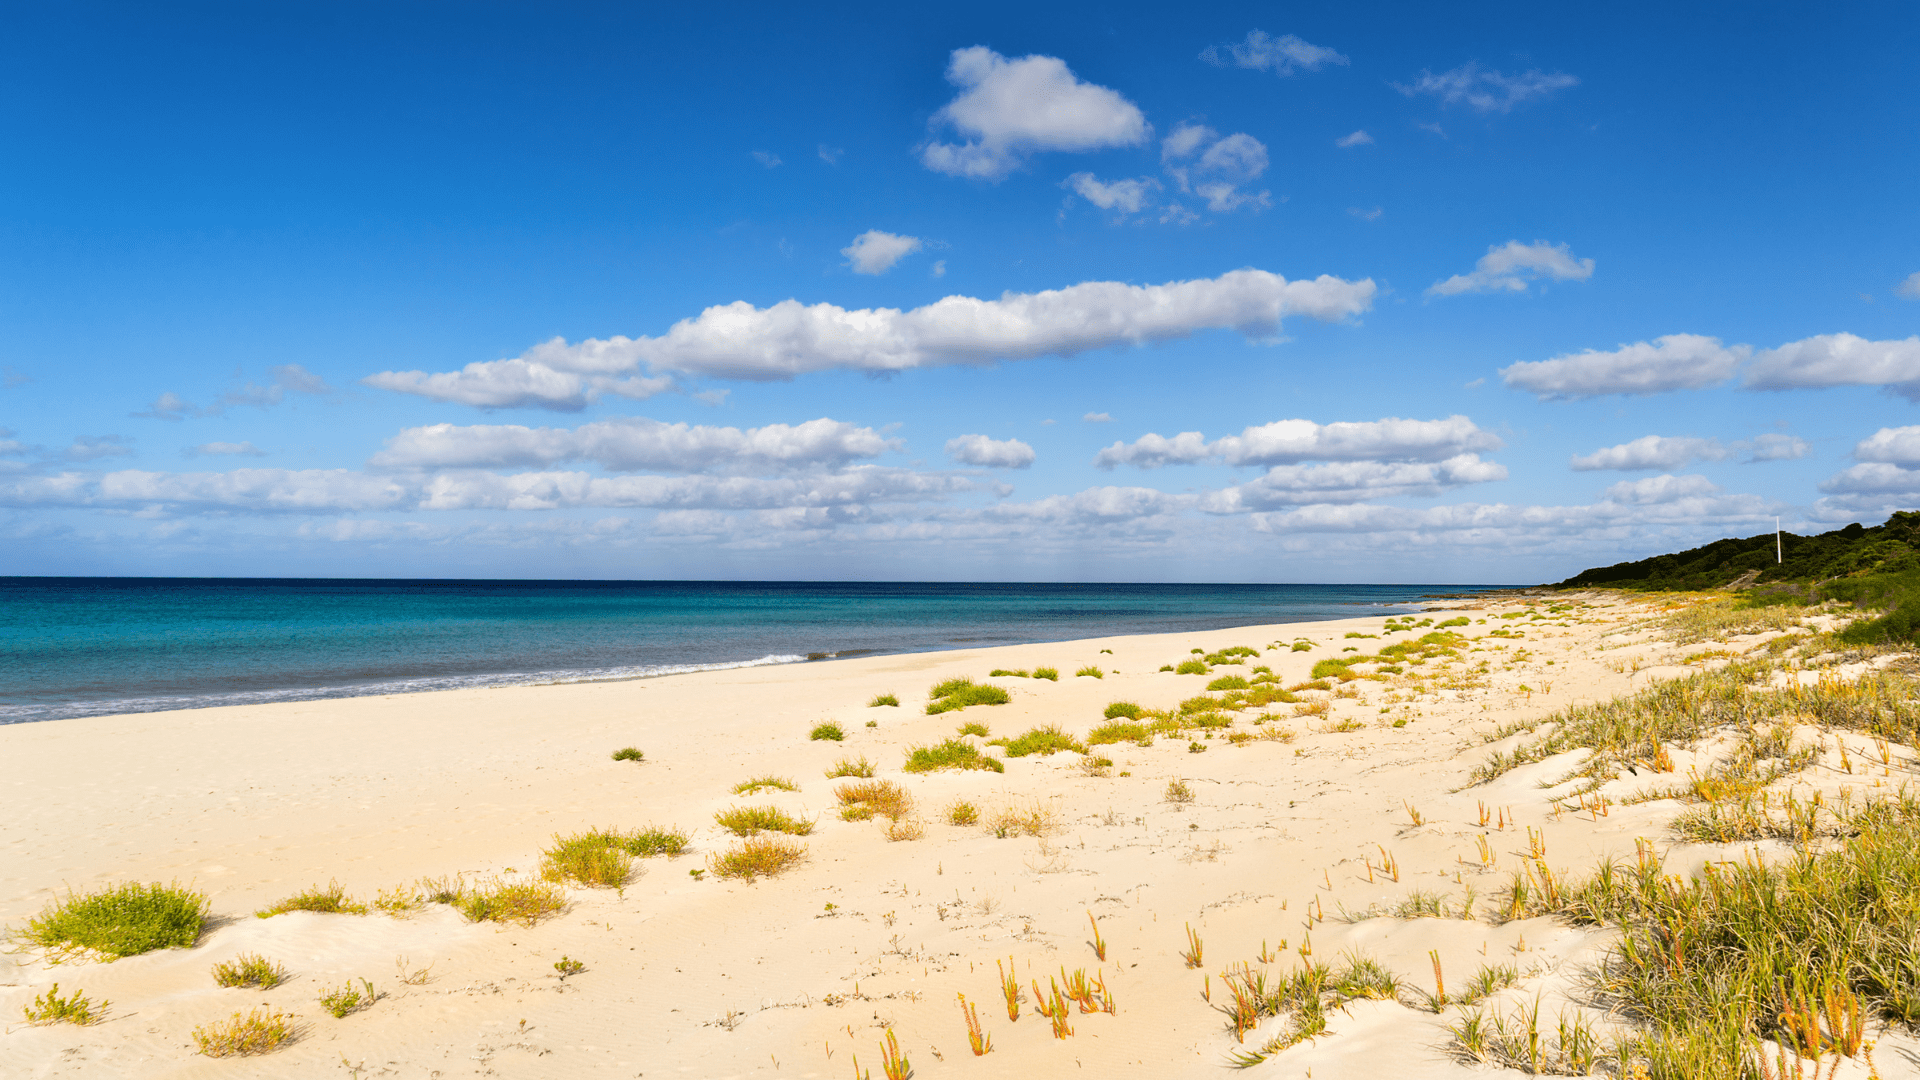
0;653;810;726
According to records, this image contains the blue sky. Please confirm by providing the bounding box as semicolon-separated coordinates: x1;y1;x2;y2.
2;1;1917;582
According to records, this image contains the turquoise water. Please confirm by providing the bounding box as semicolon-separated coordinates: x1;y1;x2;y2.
0;578;1503;724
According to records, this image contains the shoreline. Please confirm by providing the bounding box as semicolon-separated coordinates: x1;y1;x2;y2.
3;589;1719;1078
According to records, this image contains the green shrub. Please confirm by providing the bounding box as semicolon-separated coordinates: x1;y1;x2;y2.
22;983;105;1025
903;739;1005;773
1103;700;1143;719
956;720;990;737
868;693;900;707
714;805;814;837
733;775;798;794
809;722;845;741
825;756;876;778
1159;664;1174;671
996;724;1087;757
1088;720;1151;746
1207;675;1249;691
212;953;287;989
989;668;1029;677
192;1008;295;1056
16;881;208;960
621;825;691;857
1436;617;1470;628
925;678;1012;714
1175;659;1208;675
256;881;367;919
1033;667;1060;681
1075;666;1104;679
319;978;377;1019
1291;641;1314;651
540;830;636;887
456;878;566;926
1311;657;1356;679
709;836;807;881
611;747;644;762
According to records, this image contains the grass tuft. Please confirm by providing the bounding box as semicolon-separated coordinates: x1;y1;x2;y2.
994;724;1087;758
212;953;287;989
709;835;807;881
1033;667;1060;681
956;720;990;737
947;801;980;826
714;805;814;836
904;738;1005;773
193;1008;295;1056
1103;700;1144;719
22;982;105;1025
1075;666;1104;679
1164;779;1195;804
611;746;644;762
825;755;876;779
455;878;566;926
256;881;368;919
868;693;899;707
318;978;377;1019
837;780;912;820
809;721;845;741
539;829;636;887
926;677;1012;714
14;881;208;960
732;775;798;795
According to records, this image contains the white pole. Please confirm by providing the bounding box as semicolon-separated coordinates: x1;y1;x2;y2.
1776;517;1782;564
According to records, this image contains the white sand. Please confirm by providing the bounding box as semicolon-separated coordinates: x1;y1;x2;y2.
2;592;1912;1077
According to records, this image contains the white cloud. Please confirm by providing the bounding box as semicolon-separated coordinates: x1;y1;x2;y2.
1893;272;1920;300
751;150;783;168
944;434;1035;469
1199;31;1348;76
1571;435;1727;472
1334;130;1373;148
1394;62;1578;113
1743;333;1920;399
1096;415;1503;469
1501;334;1747;400
817;144;843;165
1063;172;1161;215
1348;206;1383;222
1200;455;1508;511
841;230;924;275
1602;474;1722;505
186;441;267;458
1083;412;1112;423
1819;463;1920;497
920;47;1149;180
65;435;134;461
1428;240;1594;296
372;417;896;473
1854;426;1920;465
365;269;1375;410
985;485;1184;526
1161;124;1270;214
931;260;946;278
134;365;335;420
1744;434;1810;462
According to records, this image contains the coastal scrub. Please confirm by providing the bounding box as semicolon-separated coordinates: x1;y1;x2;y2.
16;881;208;959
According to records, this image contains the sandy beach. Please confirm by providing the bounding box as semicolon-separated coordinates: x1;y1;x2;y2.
4;591;1915;1078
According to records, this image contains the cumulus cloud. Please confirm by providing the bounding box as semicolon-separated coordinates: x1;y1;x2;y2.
365;269;1376;410
1745;434;1811;462
1062;172;1161;215
1095;415;1503;469
841;230;924;275
1335;130;1374;148
1743;333;1920;399
1428;240;1594;297
1854;426;1920;465
372;417;896;474
1572;435;1727;472
1898;272;1920;301
134;365;335;420
65;435;134;461
1394;62;1578;113
944;434;1035;469
1199;31;1348;75
186;441;267;458
0;465;976;515
1821;427;1920;502
1501;334;1747;400
1200;455;1508;511
1602;474;1722;505
751;150;782;168
1161;124;1270;214
920;47;1149;180
985;485;1184;525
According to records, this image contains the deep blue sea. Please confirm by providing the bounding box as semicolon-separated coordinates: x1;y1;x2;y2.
0;578;1506;725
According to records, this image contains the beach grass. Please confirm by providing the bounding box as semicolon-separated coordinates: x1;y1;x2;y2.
825;755;876;778
714;805;815;836
732;775;799;795
993;724;1087;758
212;953;287;989
21;983;105;1025
256;881;368;918
1088;720;1152;746
836;779;912;820
925;677;1012;714
14;881;208;960
903;738;1005;773
454;878;566;926
192;1008;295;1057
868;693;899;707
540;829;636;887
809;721;845;741
709;836;807;881
611;746;644;762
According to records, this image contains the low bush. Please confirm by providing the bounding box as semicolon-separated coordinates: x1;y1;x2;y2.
611;747;644;762
540;830;636;887
926;678;1012;714
956;720;990;737
622;825;691;857
455;878;566;926
1032;667;1060;681
714;805;814;837
1075;666;1104;679
825;755;875;779
732;775;798;795
1164;779;1195;804
1103;700;1143;719
1175;659;1209;675
15;881;208;959
988;668;1029;678
836;780;912;820
256;881;368;919
22;983;105;1025
1088;720;1152;746
1290;641;1314;652
809;722;845;741
1207;675;1250;691
947;801;980;825
318;978;377;1019
710;836;807;881
869;693;900;707
995;724;1087;757
903;738;1005;773
192;1008;295;1057
212;953;287;989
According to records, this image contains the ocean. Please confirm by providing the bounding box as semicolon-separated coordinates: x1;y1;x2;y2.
0;578;1506;725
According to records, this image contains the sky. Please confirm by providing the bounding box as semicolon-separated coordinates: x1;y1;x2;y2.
1;1;1917;583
